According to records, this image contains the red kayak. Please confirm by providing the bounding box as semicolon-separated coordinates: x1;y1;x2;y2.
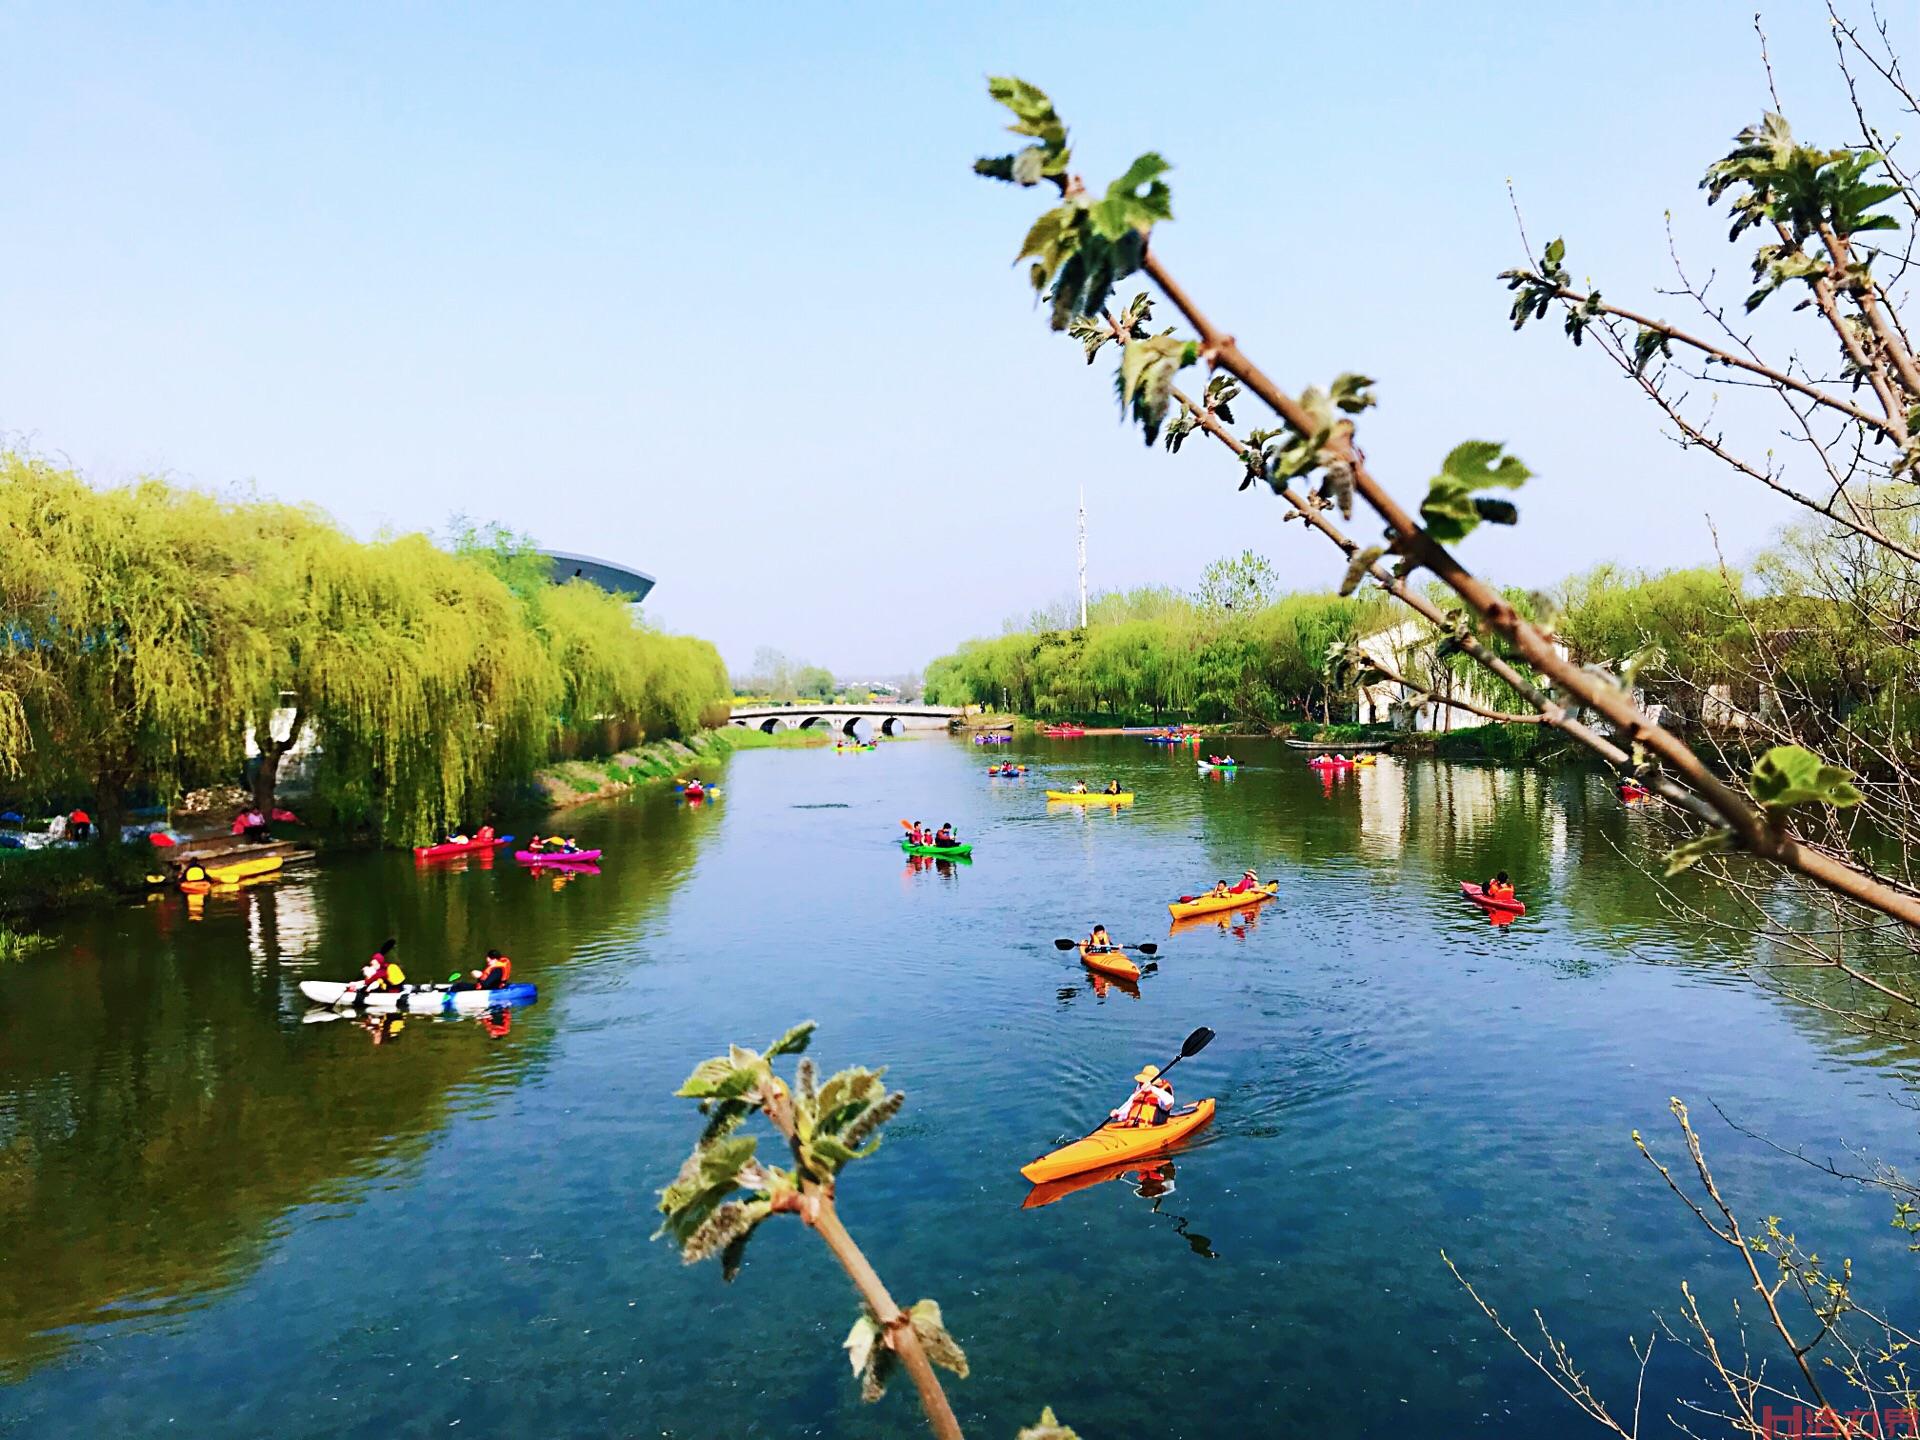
1308;757;1354;769
1619;783;1650;801
1461;881;1526;916
414;833;509;860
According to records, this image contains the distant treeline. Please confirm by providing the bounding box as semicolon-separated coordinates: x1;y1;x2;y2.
923;584;1389;725
923;536;1903;741
0;453;729;845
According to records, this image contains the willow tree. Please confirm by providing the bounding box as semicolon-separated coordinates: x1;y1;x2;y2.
293;534;555;845
0;455;274;841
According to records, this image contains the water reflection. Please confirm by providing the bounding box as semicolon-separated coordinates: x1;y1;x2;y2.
0;783;713;1378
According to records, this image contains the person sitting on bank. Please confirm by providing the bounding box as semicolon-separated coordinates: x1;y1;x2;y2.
1230;868;1261;894
69;808;92;840
1085;924;1115;954
1110;1064;1175;1128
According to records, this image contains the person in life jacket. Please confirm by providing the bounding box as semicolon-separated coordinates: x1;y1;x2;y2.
1111;1065;1175;1128
459;949;512;991
1487;871;1515;901
1230;868;1261;894
1085;924;1115;954
359;938;404;993
934;822;958;847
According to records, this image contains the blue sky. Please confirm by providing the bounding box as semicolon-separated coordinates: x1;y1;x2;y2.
0;4;1884;674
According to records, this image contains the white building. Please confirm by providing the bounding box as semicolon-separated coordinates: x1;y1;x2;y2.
1352;616;1564;732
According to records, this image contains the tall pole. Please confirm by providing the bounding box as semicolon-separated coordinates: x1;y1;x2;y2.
1077;482;1088;629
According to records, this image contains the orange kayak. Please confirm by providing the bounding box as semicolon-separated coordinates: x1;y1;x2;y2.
1019;1098;1216;1184
1077;944;1140;981
1167;881;1277;920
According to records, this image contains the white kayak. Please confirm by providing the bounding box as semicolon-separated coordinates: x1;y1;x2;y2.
299;980;538;1013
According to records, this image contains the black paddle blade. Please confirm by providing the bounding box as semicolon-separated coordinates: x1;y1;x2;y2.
1053;938;1078;950
1181;1025;1217;1057
1135;943;1159;955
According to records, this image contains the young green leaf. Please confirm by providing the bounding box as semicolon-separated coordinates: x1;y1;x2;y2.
1748;745;1864;811
1329;373;1377;414
1420;441;1532;545
1116;336;1199;445
1088;153;1173;240
766;1020;817;1058
1663;828;1734;876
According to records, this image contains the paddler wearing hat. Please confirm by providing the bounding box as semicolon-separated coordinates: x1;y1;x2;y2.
1111;1063;1176;1128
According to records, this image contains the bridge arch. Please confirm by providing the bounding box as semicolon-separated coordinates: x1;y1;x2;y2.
878;716;904;737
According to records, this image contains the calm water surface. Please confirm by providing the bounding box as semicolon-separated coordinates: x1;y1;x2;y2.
2;736;1916;1438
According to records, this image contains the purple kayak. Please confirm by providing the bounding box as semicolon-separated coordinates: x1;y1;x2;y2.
514;849;602;866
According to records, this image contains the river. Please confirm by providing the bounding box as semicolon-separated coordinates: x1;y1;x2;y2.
2;735;1915;1438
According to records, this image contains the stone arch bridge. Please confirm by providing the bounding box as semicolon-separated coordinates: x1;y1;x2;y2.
729;703;962;737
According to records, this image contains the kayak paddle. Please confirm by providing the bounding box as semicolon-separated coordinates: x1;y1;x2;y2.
1053;938;1159;955
1154;1026;1216;1081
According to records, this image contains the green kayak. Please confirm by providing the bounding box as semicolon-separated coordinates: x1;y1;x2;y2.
900;839;973;858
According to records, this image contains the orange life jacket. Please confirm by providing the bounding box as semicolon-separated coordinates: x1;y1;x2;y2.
1122;1083;1173;1126
480;954;512;987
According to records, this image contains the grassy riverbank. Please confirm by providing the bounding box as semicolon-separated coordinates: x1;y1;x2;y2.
529;726;831;810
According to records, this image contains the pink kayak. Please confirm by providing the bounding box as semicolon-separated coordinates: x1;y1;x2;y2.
515;849;602;866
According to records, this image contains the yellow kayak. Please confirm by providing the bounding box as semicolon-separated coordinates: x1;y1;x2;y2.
1020;1098;1216;1183
1045;791;1134;804
180;854;284;892
1167;881;1278;920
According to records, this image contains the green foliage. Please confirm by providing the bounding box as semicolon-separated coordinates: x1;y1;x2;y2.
1748;744;1863;811
1197;550;1280;615
1500;235;1572;330
1232;374;1374;508
1663;827;1734;877
1703;112;1900;243
0;923;49;962
1116;335;1199;444
923;574;1388;726
979;78;1171;330
0;452;730;846
1419;441;1531;544
1431;721;1552;762
973;77;1070;187
659;1023;909;1272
